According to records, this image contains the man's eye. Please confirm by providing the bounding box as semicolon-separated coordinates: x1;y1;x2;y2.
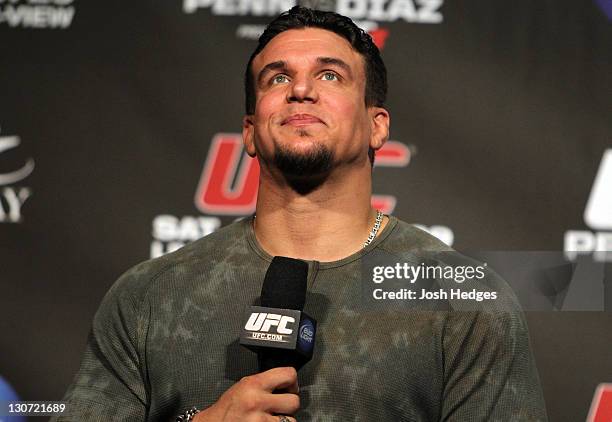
321;72;339;81
272;75;289;84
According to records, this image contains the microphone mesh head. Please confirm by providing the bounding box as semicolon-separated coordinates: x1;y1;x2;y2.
260;256;308;310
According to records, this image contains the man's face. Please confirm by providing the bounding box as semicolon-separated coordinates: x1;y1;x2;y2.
243;28;389;180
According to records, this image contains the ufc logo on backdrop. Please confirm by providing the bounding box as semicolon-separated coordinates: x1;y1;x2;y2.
587;384;612;422
194;134;260;215
194;133;413;215
245;313;295;335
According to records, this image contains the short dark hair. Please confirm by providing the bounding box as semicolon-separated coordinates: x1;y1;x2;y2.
244;6;387;115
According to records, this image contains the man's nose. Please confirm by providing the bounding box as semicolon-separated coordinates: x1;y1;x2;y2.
287;75;318;103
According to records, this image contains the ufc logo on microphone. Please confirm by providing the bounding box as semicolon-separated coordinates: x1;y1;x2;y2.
245;313;295;335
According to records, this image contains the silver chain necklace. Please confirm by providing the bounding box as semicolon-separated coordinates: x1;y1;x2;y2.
363;210;384;248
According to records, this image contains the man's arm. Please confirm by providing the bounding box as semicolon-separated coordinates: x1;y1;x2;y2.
52;267;150;421
440;309;548;421
52;262;301;422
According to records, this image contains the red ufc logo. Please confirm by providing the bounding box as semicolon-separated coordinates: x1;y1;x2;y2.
368;28;390;50
588;384;612;422
195;134;412;216
194;134;260;215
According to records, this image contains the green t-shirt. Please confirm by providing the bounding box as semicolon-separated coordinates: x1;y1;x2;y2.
54;216;547;421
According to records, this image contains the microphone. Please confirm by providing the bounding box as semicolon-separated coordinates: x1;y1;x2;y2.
240;256;317;371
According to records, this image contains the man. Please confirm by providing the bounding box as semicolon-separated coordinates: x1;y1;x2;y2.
55;7;547;421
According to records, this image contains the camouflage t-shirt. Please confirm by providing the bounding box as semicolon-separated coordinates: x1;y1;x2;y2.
54;216;548;421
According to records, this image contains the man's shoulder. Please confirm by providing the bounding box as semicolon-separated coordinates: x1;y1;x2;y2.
158;216;251;264
380;217;454;256
106;217;252;299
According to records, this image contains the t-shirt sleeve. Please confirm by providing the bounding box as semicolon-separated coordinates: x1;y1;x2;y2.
440;308;548;421
51;266;151;421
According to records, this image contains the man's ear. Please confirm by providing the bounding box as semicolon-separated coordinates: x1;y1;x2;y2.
242;115;256;157
369;107;390;151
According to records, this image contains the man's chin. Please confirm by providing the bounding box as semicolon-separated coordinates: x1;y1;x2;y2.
273;142;333;194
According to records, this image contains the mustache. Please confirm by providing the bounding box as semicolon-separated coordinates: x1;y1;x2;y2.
280;113;326;125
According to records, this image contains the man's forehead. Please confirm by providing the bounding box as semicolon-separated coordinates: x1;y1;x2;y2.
252;27;364;73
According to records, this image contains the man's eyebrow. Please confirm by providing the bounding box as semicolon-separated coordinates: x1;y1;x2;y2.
257;60;287;85
317;57;353;77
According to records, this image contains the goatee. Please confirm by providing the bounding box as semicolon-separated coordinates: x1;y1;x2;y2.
274;142;333;194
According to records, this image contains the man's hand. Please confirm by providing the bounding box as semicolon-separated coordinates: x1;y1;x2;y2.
194;366;300;422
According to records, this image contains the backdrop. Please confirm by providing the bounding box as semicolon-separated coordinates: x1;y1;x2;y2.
1;0;611;421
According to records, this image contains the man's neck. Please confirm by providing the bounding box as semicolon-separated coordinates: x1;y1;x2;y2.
253;166;387;262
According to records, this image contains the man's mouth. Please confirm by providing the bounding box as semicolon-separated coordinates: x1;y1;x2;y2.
281;114;324;126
